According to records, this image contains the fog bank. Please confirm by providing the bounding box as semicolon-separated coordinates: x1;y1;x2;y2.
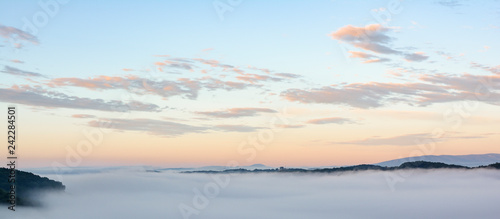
2;169;500;218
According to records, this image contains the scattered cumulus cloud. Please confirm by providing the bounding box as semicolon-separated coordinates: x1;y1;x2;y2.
274;73;302;79
330;24;429;62
88;118;208;137
348;51;377;59
1;66;45;77
0;24;39;48
10;59;24;64
48;76;202;99
404;52;429;62
86;118;263;136
282;72;500;108
196;108;277;118
329;24;399;55
275;124;305;129
0;85;161;112
307;117;354;125
72;114;97;119
236;74;283;84
215;124;260;132
348;51;391;63
471;62;500;75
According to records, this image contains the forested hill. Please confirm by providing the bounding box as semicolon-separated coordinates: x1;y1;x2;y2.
0;168;65;206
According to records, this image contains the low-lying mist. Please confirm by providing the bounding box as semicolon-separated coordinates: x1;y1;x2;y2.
2;169;500;218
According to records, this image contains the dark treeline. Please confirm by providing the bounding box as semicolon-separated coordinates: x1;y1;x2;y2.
182;161;500;174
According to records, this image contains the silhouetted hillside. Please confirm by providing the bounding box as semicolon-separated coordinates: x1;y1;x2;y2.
487;163;500;169
0;168;65;206
398;161;467;169
478;162;500;169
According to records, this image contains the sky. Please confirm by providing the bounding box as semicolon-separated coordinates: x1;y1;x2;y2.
0;0;500;168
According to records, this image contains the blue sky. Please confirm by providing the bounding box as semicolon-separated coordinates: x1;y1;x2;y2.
1;0;500;167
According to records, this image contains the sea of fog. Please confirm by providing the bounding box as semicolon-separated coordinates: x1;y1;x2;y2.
2;169;500;218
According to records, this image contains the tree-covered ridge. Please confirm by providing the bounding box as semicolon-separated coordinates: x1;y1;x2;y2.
0;168;65;206
182;161;500;174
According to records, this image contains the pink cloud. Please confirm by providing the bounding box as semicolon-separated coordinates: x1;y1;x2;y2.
72;114;96;119
10;59;24;64
329;24;399;54
0;24;39;48
330;24;429;62
404;52;429;62
348;51;376;59
348;51;390;63
236;74;282;84
363;58;390;63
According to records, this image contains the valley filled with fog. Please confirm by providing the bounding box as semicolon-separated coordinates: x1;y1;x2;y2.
2;169;500;219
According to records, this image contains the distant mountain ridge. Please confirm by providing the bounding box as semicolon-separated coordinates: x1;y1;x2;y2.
24;164;275;175
21;154;500;175
157;164;273;172
182;161;500;174
375;153;500;167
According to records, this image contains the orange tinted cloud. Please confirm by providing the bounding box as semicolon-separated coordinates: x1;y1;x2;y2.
330;24;429;62
236;74;282;84
10;59;24;63
49;76;128;89
0;24;39;47
348;51;375;59
329;24;399;54
72;114;96;118
348;51;390;63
